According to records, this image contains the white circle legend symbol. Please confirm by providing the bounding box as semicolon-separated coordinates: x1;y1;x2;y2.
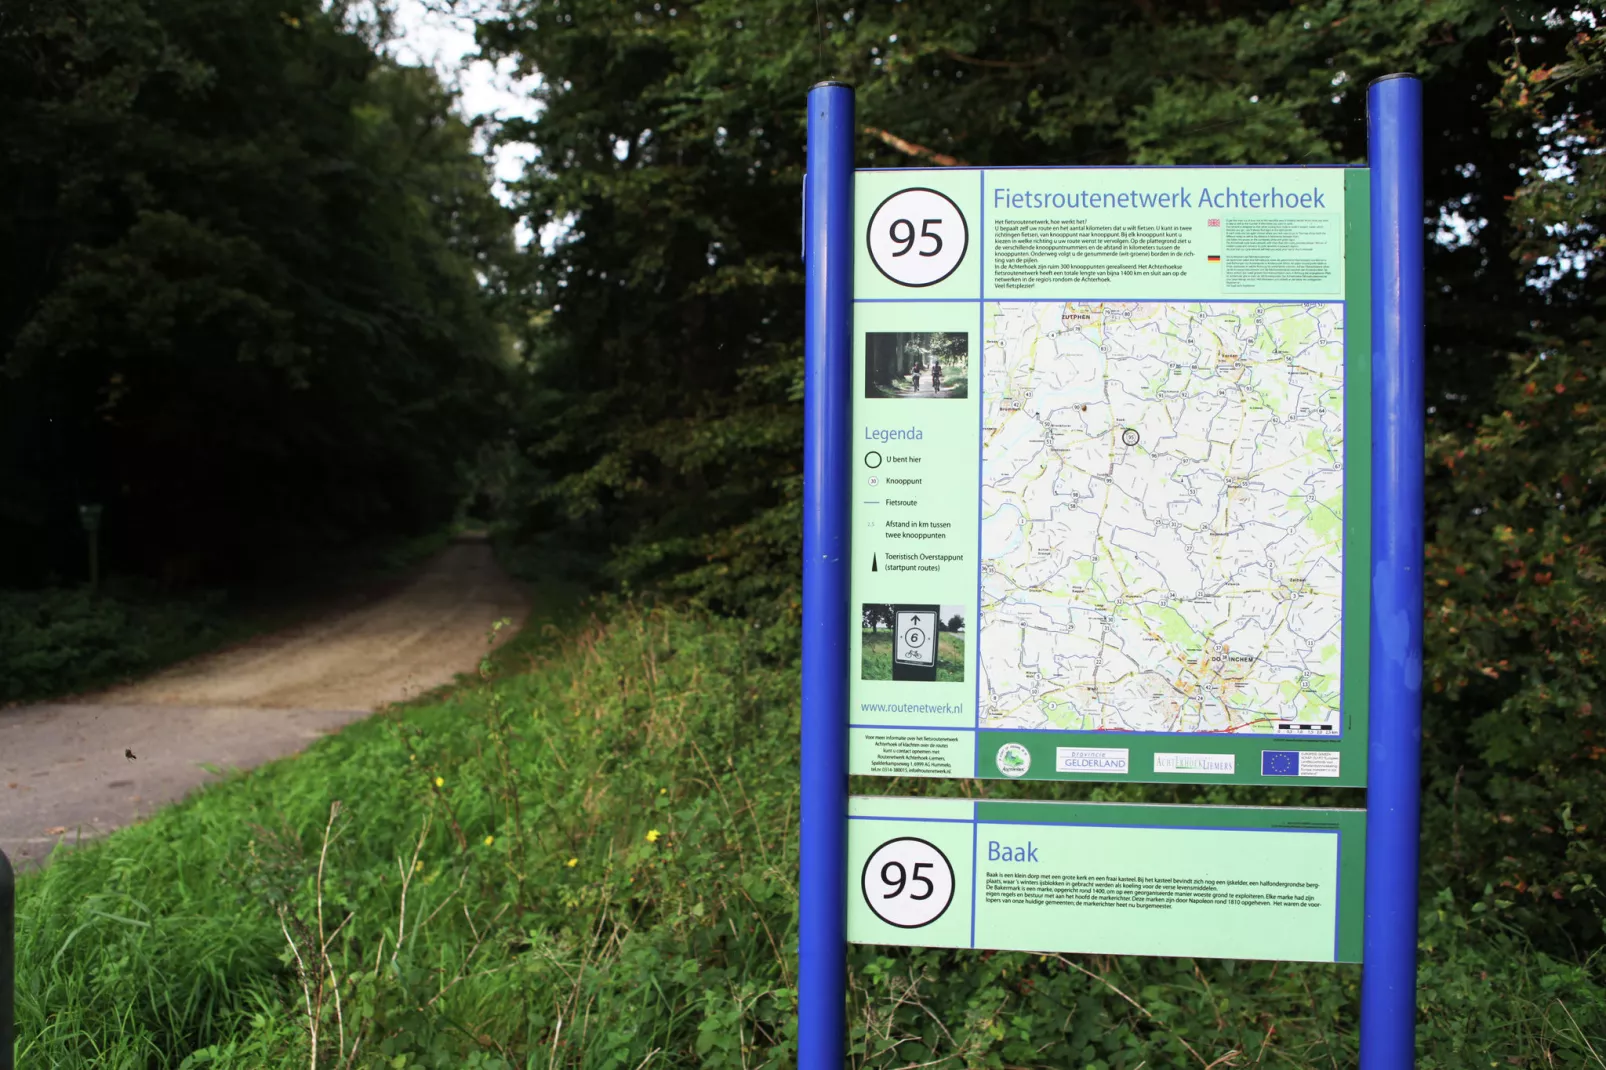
867;188;969;287
861;837;955;928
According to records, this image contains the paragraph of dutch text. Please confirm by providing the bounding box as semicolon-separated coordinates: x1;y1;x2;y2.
983;872;1324;911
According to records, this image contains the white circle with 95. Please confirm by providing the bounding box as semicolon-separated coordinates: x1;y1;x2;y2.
866;188;969;287
861;837;955;928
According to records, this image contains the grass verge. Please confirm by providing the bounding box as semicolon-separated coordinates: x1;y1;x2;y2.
12;602;1606;1068
860;630;965;682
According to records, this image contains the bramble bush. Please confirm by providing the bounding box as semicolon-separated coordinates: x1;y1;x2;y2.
0;528;457;703
0;584;226;702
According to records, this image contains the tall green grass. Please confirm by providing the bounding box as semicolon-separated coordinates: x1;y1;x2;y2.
13;604;1606;1067
860;630;965;682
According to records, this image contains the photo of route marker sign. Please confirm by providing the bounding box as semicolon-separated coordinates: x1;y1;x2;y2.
892;605;939;682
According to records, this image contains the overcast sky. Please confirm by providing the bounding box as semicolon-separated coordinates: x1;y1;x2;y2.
384;0;540;208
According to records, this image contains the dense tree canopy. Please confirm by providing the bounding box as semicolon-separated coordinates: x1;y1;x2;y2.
481;0;1576;603
0;0;513;587
1421;21;1605;949
480;0;1604;949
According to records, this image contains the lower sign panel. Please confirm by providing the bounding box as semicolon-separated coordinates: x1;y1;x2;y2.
847;797;1364;963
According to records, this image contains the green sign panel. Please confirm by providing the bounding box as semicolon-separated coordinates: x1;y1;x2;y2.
847;796;1365;963
849;167;1372;786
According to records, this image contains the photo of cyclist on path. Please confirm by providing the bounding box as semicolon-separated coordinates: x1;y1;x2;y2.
865;331;968;399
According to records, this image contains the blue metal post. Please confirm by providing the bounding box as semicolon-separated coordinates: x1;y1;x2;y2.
1361;73;1425;1070
800;81;854;1070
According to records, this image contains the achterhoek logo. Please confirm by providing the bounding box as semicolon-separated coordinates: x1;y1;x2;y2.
995;742;1031;778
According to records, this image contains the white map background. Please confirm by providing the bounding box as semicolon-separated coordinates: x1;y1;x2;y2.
980;301;1345;735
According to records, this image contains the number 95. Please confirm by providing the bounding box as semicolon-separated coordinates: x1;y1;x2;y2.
888;218;944;258
861;837;954;928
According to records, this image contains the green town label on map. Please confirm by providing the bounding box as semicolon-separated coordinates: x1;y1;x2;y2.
848;167;1371;786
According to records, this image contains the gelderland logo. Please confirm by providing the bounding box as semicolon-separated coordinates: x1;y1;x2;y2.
995;742;1031;778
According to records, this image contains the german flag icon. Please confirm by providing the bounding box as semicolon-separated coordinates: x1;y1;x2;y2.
1207;255;1222;263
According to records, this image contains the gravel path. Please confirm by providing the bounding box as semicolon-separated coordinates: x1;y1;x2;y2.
0;538;526;868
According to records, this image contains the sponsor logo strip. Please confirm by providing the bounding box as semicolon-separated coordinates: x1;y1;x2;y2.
1261;750;1341;778
1056;747;1129;774
1152;752;1236;775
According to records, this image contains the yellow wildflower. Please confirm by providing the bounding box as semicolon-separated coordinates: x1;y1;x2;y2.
434;776;444;788
484;835;495;846
566;857;578;868
414;859;424;873
646;829;661;843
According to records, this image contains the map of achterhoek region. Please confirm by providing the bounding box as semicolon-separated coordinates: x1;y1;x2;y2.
980;301;1345;737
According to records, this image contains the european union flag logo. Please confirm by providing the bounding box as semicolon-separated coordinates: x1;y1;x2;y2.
1262;750;1300;776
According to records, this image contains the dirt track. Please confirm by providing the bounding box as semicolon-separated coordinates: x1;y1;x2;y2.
0;538;526;868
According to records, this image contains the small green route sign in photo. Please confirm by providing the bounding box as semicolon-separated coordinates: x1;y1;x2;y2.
847;165;1372;787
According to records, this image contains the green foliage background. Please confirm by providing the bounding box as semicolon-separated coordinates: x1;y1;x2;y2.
482;0;1606;958
0;0;513;591
483;0;1561;609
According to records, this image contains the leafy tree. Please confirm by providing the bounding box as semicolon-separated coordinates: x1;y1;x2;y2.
1421;15;1606;946
865;332;918;395
0;0;512;587
482;0;1570;616
862;603;892;632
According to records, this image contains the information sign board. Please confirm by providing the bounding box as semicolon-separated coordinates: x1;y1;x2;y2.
848;166;1372;786
800;77;1425;1070
848;796;1365;963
